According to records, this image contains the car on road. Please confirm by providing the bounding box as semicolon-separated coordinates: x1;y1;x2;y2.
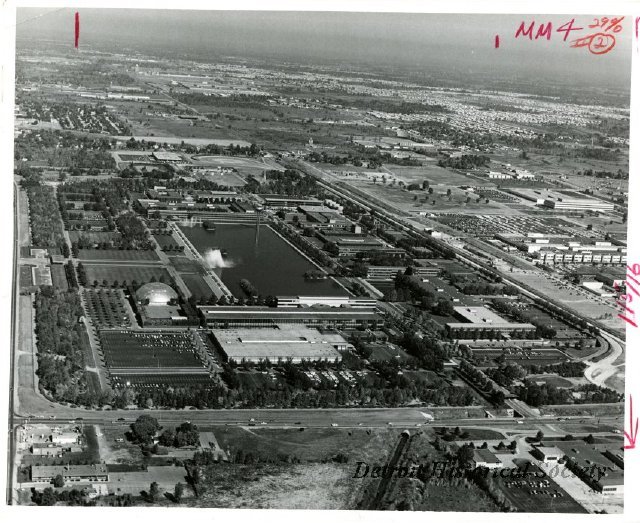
75;417;83;421
387;422;393;426
516;421;524;424
249;418;255;422
260;422;267;425
331;423;338;427
415;423;422;427
612;429;622;434
117;417;125;421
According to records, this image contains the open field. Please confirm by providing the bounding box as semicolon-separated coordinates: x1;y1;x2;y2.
509;271;622;333
347;177;508;214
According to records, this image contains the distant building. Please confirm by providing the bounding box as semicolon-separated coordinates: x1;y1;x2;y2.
198;305;382;330
472;449;503;469
276;296;377;309
211;325;348;363
152;151;182;162
260;195;323;209
532;446;564;463
366;266;439;280
446;306;536;338
31;464;109;484
542;197;614;212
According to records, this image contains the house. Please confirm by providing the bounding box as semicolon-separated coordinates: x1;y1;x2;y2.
472;449;503;469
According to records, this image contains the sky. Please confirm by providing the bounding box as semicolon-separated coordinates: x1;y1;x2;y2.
14;8;632;90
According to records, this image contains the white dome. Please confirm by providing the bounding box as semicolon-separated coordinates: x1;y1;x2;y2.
136;282;178;305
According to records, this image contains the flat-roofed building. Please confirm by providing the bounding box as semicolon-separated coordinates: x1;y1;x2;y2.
366;265;440;280
152;151;182;162
532;446;564;463
212;326;347;363
276;296;377;309
31;464;109;483
472;449;503;469
260;195;323;209
542;197;614;212
446;306;536;338
198;305;382;329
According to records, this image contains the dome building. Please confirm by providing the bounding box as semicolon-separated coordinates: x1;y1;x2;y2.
136;282;178;306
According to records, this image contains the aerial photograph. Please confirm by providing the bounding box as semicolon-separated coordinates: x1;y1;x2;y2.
6;7;631;514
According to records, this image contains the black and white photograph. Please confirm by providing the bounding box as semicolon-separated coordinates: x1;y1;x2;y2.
1;2;639;519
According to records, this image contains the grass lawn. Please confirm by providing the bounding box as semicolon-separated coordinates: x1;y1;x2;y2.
85;371;102;395
528;374;574;388
84;265;171;286
19;265;33;287
78;249;159;261
168;256;204;273
50;264;69;291
180;273;213;299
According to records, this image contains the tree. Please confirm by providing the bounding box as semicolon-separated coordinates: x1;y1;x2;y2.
53;474;64;488
149;481;159;502
584;434;595;444
535;430;544;442
130;415;160;444
159;428;176;447
457;444;475;466
174;482;184;503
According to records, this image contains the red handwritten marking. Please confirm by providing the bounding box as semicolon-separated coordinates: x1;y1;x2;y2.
556;18;583;41
74;12;80;49
624;395;638;450
636;16;639;38
618;313;638;328
628;263;640;276
495;35;500;48
571;32;616;54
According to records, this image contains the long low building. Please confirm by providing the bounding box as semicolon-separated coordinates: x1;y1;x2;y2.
31;464;109;484
276;296;377;308
198;305;383;329
446;306;536;338
212;326;347;363
366;265;440;280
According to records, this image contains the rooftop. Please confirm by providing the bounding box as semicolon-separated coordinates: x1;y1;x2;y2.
453;306;509;325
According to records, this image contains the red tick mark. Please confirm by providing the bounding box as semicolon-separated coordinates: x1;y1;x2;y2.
495;34;500;48
74;12;80;49
624;394;638;450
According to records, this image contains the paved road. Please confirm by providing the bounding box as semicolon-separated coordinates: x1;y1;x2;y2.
584;331;625;393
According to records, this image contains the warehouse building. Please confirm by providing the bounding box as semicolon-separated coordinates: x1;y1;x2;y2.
31;464;109;484
212;326;348;363
198;305;382;329
446;306;536;338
